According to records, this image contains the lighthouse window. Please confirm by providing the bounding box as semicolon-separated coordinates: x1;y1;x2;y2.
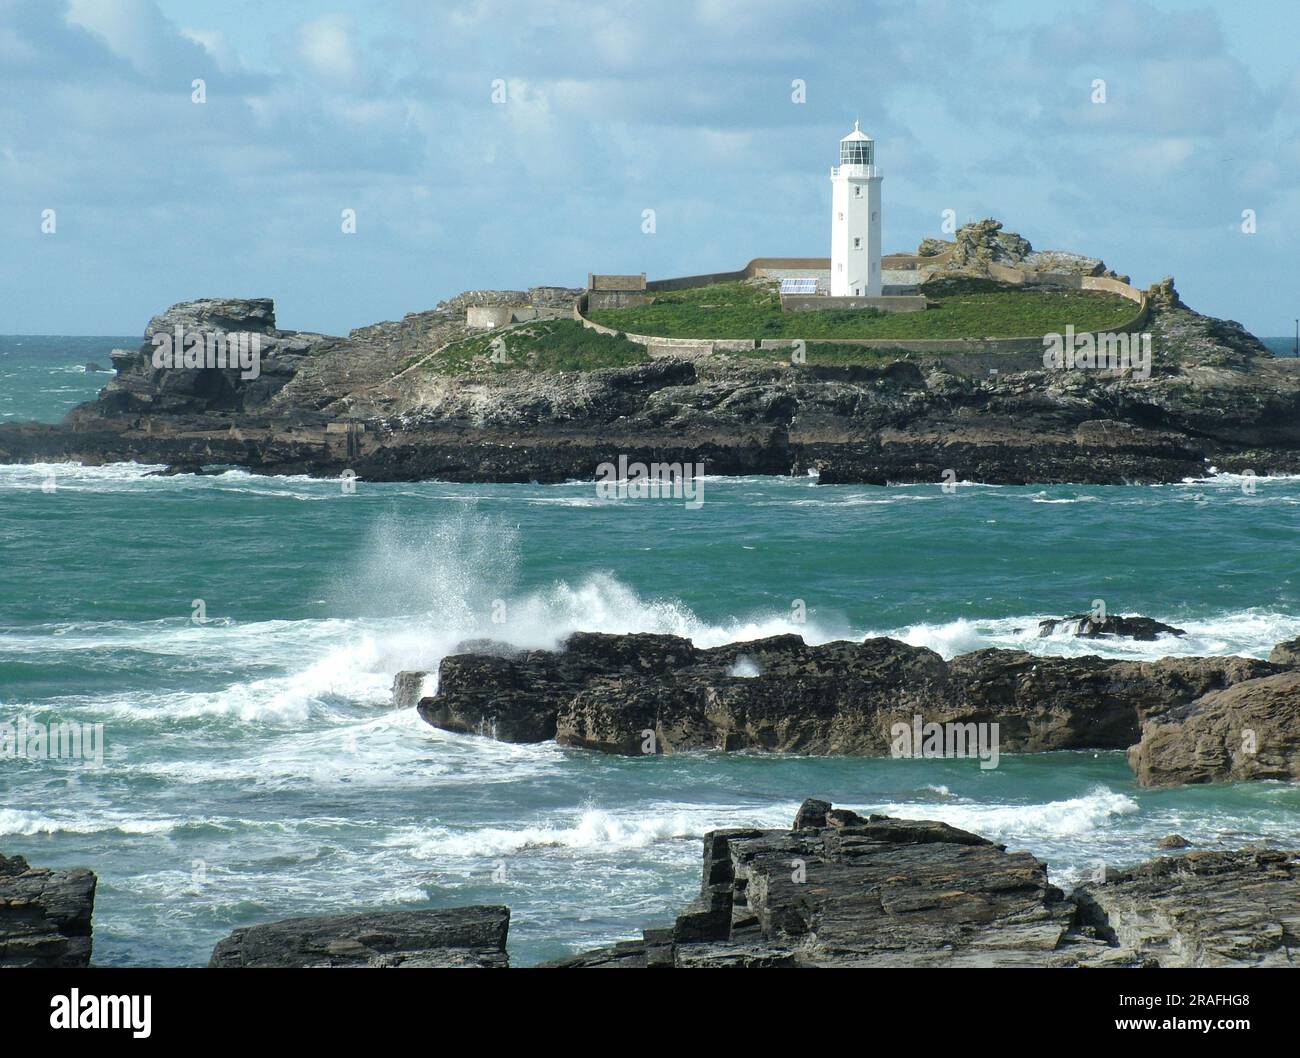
837;212;843;221
853;237;862;249
871;211;878;221
854;186;862;197
840;139;874;166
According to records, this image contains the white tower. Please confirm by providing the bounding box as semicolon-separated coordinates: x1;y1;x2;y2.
830;121;882;297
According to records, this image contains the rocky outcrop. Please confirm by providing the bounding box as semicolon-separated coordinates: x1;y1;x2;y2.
3;238;1300;485
1073;849;1300;966
1269;636;1300;667
546;801;1300;968
1037;613;1186;640
208;906;510;967
943;218;1033;272
0;852;97;967
545;802;1093;968
413;631;1287;777
1128;671;1300;787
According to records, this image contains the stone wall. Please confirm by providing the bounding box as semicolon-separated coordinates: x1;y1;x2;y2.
466;305;540;330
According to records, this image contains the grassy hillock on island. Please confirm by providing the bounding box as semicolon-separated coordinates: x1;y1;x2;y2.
587;278;1137;340
426;319;651;375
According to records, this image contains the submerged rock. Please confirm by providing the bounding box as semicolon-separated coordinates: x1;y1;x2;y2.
1037;613;1186;640
0;852;97;967
208;906;510;968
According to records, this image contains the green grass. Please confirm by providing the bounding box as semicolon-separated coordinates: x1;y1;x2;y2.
587;279;1138;340
426;319;651;375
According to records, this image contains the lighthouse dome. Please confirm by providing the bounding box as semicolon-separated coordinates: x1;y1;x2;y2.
839;121;874;166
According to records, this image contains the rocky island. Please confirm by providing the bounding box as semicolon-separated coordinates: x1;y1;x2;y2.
3;221;1299;486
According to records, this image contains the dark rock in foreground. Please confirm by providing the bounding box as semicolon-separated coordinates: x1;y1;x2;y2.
412;631;1287;786
0;852;97;967
208;906;510;967
1074;849;1300;967
546;801;1299;968
1038;613;1186;640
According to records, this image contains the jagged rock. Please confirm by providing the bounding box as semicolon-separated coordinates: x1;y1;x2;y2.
1024;250;1106;276
1146;276;1184;310
418;631;1285;777
1128;670;1300;787
208;906;510;967
945;218;1033;272
1268;636;1300;667
916;237;954;257
792;798;831;829
1073;850;1300;966
1158;834;1191;849
1037;613;1186;640
549;804;1300;968
0;852;97;967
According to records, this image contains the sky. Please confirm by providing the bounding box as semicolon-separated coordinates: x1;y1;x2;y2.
2;0;1298;338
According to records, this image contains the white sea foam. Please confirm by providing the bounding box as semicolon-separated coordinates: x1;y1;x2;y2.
379;803;799;861
872;786;1140;843
886;610;1300;661
0;808;183;837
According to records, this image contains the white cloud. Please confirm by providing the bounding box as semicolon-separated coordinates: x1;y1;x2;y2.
297;14;358;83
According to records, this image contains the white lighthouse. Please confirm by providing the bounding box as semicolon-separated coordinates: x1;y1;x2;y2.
830;121;882;297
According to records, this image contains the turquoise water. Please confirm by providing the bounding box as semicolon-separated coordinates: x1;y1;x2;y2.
2;337;1299;967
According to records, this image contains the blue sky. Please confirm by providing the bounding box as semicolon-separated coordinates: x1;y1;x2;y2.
2;0;1298;337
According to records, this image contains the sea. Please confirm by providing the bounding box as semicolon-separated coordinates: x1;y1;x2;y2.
2;334;1298;966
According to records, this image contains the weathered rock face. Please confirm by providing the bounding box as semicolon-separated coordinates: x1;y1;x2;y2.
545;803;1090;968
3;253;1300;485
0;852;97;967
1128;671;1300;787
96;298;320;416
944;218;1033;272
208;906;510;968
414;632;1285;772
1073;850;1300;967
1038;613;1186;640
1269;636;1300;667
547;802;1300;969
